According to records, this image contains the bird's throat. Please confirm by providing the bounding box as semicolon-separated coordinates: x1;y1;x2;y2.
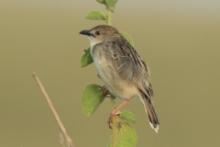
88;37;102;48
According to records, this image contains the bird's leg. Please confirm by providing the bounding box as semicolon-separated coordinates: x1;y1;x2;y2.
108;98;131;128
111;99;130;115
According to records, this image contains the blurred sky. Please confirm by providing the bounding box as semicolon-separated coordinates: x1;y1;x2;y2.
1;0;220;21
2;0;220;11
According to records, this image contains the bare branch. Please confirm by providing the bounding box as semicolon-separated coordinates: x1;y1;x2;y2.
32;72;74;147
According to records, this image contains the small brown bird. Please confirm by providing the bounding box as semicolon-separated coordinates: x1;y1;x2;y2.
80;25;159;133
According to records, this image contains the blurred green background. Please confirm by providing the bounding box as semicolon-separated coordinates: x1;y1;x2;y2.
1;0;220;147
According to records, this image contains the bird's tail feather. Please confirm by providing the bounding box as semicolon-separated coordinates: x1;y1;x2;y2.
139;89;160;133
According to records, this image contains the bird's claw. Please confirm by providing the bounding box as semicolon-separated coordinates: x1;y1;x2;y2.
108;110;121;129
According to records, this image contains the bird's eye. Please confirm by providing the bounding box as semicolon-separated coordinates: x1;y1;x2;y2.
95;31;100;36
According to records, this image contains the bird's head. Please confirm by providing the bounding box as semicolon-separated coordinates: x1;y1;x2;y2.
80;25;119;47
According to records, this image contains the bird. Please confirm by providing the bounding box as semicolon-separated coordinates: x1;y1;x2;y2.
80;25;159;133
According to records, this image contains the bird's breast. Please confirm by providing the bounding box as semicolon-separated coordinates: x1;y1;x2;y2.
90;47;138;99
92;50;112;82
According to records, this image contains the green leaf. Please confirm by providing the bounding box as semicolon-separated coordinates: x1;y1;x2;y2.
86;11;107;21
110;115;137;147
96;0;105;4
121;32;135;47
81;84;105;117
120;110;135;125
105;0;118;11
80;48;93;67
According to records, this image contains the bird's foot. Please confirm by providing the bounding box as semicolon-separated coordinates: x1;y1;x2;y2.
108;109;121;129
101;86;109;97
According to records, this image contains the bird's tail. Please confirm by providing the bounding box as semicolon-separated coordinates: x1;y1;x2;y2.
139;89;160;133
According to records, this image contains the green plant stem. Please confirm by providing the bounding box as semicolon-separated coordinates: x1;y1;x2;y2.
107;8;112;25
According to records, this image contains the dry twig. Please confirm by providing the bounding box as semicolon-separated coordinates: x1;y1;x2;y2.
32;72;74;147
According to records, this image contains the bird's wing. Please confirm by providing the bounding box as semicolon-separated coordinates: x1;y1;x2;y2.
97;36;153;97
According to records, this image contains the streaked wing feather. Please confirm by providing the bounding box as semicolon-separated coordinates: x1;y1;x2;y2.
104;36;143;79
98;35;154;98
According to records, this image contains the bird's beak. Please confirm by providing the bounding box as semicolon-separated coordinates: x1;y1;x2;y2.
79;30;94;36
